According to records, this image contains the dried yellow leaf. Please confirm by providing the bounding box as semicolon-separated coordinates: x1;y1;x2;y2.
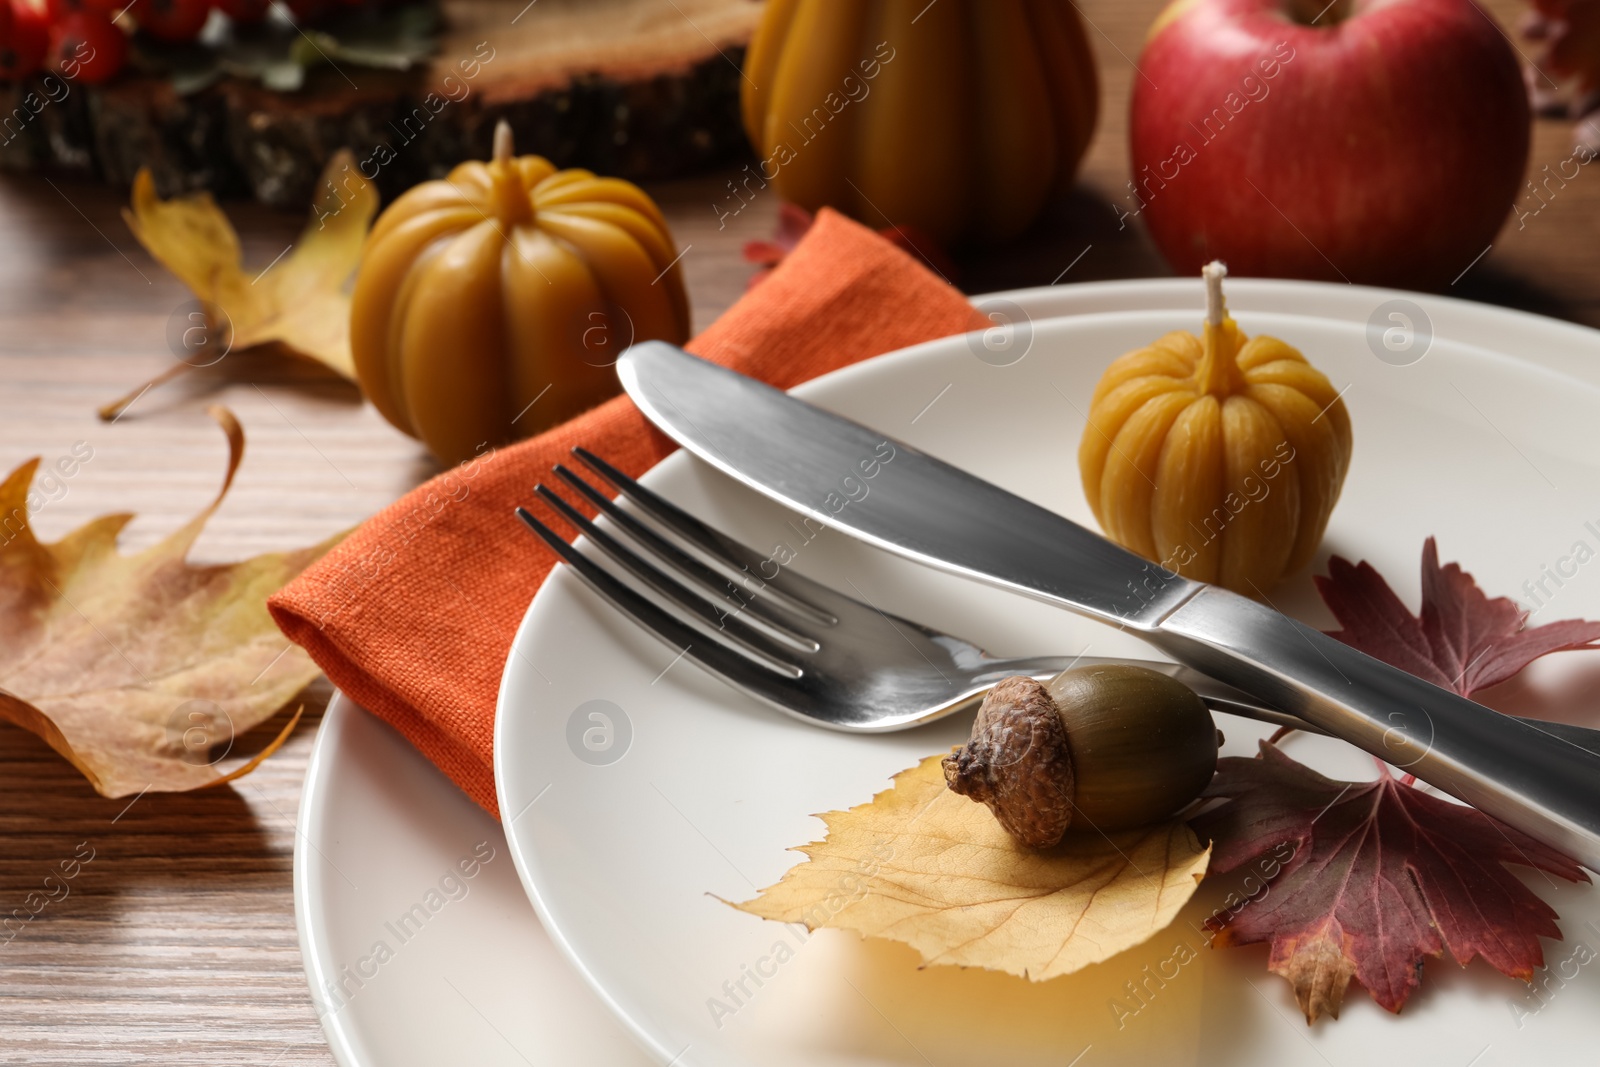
735;754;1211;981
121;152;377;378
0;407;345;797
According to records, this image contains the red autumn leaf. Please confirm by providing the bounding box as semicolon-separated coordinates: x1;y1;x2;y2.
742;200;814;268
742;203;958;289
1525;0;1600;90
1195;540;1600;1021
1521;1;1600;146
1315;536;1600;696
1192;742;1588;1023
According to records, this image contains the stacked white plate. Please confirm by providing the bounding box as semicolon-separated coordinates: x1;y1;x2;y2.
298;279;1600;1065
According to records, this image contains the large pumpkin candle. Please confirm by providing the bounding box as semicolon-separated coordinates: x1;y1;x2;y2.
350;121;691;466
1078;262;1353;595
739;0;1099;245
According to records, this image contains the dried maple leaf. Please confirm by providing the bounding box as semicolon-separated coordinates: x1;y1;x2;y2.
741;201;816;277
1196;540;1600;1021
1192;742;1587;1023
104;152;377;418
742;203;958;289
0;407;345;797
1526;0;1600;88
1522;1;1600;145
1316;537;1600;696
734;754;1210;981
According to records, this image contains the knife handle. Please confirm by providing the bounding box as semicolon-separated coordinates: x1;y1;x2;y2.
1150;585;1600;871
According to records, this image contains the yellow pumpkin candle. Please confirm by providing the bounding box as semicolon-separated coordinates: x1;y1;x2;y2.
739;0;1098;245
351;121;691;466
1078;263;1352;595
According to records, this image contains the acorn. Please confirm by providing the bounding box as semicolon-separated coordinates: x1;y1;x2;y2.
942;666;1219;848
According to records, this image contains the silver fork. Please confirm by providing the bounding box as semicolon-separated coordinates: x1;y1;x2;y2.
516;449;1600;752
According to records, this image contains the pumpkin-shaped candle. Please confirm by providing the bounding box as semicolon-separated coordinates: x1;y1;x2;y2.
351;121;691;466
1078;262;1353;595
740;0;1099;245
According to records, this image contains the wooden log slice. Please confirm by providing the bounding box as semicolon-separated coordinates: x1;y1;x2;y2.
0;0;761;205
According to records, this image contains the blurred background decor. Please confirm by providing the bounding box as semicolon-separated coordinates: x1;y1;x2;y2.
0;0;761;205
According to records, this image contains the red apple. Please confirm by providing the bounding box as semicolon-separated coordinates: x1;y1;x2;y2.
1129;0;1530;289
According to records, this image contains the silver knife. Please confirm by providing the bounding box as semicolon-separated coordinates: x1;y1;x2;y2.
617;341;1600;871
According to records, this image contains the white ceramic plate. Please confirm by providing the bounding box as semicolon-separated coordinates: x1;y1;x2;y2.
496;287;1600;1066
295;694;654;1067
298;279;1600;1065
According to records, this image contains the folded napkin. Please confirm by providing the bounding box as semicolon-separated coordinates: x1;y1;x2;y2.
269;209;988;816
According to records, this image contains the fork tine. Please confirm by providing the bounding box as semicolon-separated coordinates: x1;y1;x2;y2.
531;484;818;660
571;447;837;626
516;507;801;682
552;463;830;641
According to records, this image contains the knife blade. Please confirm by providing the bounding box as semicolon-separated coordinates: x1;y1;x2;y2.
618;340;1600;870
618;344;1192;626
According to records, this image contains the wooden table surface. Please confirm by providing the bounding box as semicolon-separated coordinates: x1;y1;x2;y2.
0;0;1591;1062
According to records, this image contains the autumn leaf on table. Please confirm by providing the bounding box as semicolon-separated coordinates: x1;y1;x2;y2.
1192;538;1600;1023
743;203;958;290
105;152;377;418
1525;1;1600;88
1522;1;1600;146
0;407;346;797
734;755;1210;981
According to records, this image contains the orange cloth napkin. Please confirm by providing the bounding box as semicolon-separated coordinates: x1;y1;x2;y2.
268;209;987;816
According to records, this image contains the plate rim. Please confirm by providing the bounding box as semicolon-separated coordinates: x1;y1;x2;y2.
294;692;366;1067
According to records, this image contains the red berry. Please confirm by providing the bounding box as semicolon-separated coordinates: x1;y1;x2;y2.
0;0;49;81
45;0;123;21
132;0;208;41
48;10;125;83
211;0;266;23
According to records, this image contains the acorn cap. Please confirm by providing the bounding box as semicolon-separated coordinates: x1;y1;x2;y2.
942;676;1076;848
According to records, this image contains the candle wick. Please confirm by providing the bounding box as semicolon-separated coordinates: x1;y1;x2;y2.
1202;260;1227;327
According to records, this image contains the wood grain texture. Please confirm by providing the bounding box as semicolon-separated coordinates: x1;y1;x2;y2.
0;0;1587;1062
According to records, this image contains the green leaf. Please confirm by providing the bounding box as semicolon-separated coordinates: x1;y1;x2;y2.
146;0;440;95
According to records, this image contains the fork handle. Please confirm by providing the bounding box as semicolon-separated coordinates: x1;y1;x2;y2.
994;655;1600;759
1152;585;1600;870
